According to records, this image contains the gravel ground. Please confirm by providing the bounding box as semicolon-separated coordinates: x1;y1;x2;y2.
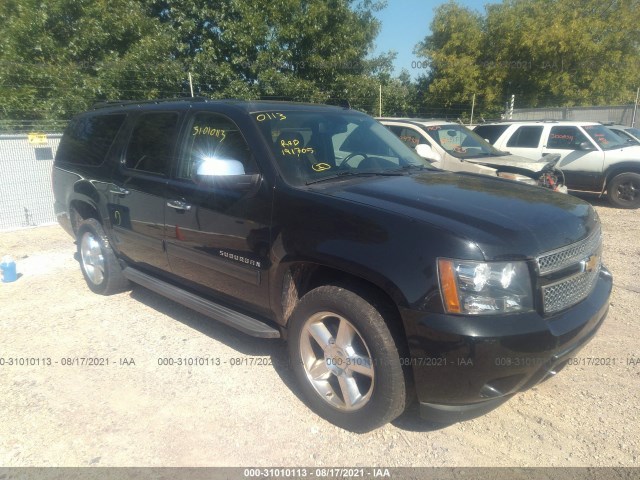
0;195;638;468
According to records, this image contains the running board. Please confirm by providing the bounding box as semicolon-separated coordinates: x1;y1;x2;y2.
123;267;280;339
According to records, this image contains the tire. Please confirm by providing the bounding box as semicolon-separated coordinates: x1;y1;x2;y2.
287;285;407;432
76;218;130;295
607;172;640;209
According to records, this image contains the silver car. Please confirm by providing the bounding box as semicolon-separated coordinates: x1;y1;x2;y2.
379;118;566;192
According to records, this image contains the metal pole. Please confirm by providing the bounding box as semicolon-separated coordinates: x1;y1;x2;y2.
509;94;515;120
470;93;476;126
631;87;639;127
189;72;194;98
379;84;382;117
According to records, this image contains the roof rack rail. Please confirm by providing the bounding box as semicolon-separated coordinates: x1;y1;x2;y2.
92;96;208;110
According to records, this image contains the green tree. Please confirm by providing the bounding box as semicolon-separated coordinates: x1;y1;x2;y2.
378;69;419;116
0;0;184;124
485;0;640;107
149;0;393;106
414;0;640;117
414;1;485;107
0;0;395;126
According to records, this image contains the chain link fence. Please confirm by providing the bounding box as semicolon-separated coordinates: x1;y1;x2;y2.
0;133;62;231
511;104;637;125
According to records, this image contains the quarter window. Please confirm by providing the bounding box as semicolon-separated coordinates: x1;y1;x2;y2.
125;113;179;175
56;114;126;166
506;126;543;148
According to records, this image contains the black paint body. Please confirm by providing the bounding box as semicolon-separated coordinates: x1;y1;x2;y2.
53;100;612;421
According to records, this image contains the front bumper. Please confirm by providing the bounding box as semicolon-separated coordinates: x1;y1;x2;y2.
400;267;612;423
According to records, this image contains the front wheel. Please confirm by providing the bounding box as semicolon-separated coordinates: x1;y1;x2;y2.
76;218;130;295
288;285;407;432
607;172;640;209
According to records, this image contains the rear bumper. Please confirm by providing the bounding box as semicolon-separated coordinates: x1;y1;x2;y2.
401;267;612;423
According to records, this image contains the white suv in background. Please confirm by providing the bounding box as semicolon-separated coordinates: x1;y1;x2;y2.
605;124;640;146
473;121;640;208
378;118;566;192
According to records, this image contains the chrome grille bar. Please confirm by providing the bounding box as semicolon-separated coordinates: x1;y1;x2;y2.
542;264;601;313
536;229;602;275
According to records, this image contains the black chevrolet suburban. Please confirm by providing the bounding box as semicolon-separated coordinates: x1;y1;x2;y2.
52;98;612;432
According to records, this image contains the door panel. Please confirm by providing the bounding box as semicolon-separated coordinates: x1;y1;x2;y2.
165;112;272;310
110;111;181;272
542;126;604;190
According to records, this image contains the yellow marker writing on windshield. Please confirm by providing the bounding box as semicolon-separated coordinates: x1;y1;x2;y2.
312;163;331;172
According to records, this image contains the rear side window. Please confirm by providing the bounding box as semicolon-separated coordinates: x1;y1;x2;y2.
506;126;543;148
124;112;179;175
56;114;126;166
473;125;509;145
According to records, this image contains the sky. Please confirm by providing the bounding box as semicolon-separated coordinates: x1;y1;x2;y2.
372;0;499;78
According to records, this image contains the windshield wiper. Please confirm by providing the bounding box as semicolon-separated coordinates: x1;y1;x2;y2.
393;164;425;171
305;170;403;185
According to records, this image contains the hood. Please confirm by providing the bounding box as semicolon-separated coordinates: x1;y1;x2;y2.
464;153;557;173
318;171;598;260
607;144;640;156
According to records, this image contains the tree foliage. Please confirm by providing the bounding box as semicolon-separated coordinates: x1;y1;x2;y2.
0;0;393;123
416;0;640;117
0;0;184;120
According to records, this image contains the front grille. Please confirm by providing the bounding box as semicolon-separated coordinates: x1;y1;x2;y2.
536;229;602;275
542;264;601;313
537;229;602;314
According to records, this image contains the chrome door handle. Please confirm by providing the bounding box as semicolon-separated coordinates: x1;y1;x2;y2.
109;186;130;195
166;200;192;211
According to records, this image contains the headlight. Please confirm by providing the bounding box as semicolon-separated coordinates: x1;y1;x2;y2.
438;259;533;315
497;172;537;185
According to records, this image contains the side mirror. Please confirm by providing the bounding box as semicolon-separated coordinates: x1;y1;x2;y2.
578;141;595;151
415;143;442;163
196;158;260;191
197;158;245;176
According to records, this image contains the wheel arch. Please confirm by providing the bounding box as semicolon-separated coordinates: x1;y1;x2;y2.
603;162;640;188
68;180;106;234
69;199;101;234
276;261;407;341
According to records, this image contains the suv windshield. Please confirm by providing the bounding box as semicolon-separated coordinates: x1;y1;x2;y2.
253;110;431;185
583;125;629;150
423;124;507;159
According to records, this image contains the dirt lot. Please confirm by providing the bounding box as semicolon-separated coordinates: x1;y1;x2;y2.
0;195;639;468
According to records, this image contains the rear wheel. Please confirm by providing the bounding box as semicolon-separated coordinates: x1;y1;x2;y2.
76;218;130;295
607;172;640;209
288;285;407;432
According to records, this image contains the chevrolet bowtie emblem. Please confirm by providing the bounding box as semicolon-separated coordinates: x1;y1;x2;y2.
581;254;599;273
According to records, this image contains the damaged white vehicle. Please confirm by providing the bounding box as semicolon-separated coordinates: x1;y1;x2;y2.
379;118;567;193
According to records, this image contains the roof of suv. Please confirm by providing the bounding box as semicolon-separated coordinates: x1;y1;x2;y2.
90;98;354;115
377;117;464;127
475;120;600;127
